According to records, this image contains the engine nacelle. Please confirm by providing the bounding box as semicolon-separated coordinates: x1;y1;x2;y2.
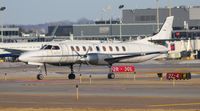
86;53;111;65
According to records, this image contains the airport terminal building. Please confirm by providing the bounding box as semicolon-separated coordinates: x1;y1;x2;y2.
47;6;200;59
1;6;200;60
47;6;200;40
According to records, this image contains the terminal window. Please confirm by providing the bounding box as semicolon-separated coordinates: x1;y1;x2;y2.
135;15;156;22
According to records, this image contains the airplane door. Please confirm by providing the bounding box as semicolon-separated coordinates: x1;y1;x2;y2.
50;45;63;63
42;45;53;62
57;44;66;63
42;45;62;63
67;45;76;63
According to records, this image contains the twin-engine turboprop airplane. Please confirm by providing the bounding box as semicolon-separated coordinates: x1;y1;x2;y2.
19;41;168;80
19;16;174;80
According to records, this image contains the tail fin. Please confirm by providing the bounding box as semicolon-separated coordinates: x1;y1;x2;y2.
135;16;174;43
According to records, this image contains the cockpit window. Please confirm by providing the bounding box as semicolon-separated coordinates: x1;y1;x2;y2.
52;46;60;50
41;45;47;49
42;45;60;50
44;45;52;50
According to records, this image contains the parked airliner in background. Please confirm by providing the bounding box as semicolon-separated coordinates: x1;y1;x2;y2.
18;16;173;80
0;40;104;61
0;42;48;58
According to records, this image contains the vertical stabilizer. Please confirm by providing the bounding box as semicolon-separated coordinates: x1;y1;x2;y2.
135;16;174;44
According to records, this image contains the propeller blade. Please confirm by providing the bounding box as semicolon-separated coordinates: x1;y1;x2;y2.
44;63;47;76
74;46;91;65
78;63;82;72
74;50;81;57
85;60;90;65
85;47;90;56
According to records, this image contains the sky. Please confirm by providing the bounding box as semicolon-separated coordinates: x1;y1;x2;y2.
1;0;200;25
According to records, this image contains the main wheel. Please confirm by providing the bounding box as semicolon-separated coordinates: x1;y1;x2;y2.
37;74;44;80
157;73;163;78
186;73;191;80
68;73;76;80
108;73;115;79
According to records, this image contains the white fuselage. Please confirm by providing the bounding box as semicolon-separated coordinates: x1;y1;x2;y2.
19;41;168;66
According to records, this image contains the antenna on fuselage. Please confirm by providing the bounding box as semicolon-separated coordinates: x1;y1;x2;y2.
70;33;74;41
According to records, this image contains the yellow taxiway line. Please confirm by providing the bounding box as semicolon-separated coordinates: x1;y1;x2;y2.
149;102;200;107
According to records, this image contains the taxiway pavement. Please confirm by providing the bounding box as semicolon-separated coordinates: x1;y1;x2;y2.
0;60;200;110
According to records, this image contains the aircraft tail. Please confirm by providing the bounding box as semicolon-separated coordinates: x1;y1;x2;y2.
135;16;174;44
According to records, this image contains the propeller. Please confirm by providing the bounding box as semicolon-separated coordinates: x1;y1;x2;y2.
44;63;47;76
73;47;91;72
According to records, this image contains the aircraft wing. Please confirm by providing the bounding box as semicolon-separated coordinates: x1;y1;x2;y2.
104;51;165;64
148;38;183;42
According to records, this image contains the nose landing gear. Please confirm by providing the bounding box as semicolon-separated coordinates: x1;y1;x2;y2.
37;74;44;80
36;64;47;80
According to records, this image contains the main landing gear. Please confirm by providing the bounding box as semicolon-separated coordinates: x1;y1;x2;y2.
67;64;115;80
107;64;115;79
108;72;115;79
68;64;76;80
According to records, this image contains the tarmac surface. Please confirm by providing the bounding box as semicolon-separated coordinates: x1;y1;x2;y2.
0;60;200;110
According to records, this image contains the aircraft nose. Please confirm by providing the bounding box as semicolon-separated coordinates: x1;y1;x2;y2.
18;53;30;62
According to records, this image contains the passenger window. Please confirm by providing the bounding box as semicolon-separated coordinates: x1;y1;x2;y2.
96;46;100;51
89;46;93;51
83;46;86;51
116;46;119;51
71;46;75;51
122;46;126;51
109;46;113;52
102;46;106;51
76;46;80;51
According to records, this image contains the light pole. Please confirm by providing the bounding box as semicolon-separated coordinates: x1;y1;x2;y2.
0;6;6;42
105;5;112;24
168;0;172;16
156;0;160;33
102;8;106;24
119;5;124;41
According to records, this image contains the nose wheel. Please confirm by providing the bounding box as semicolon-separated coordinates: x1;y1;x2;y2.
37;74;44;80
35;64;48;80
36;65;45;80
